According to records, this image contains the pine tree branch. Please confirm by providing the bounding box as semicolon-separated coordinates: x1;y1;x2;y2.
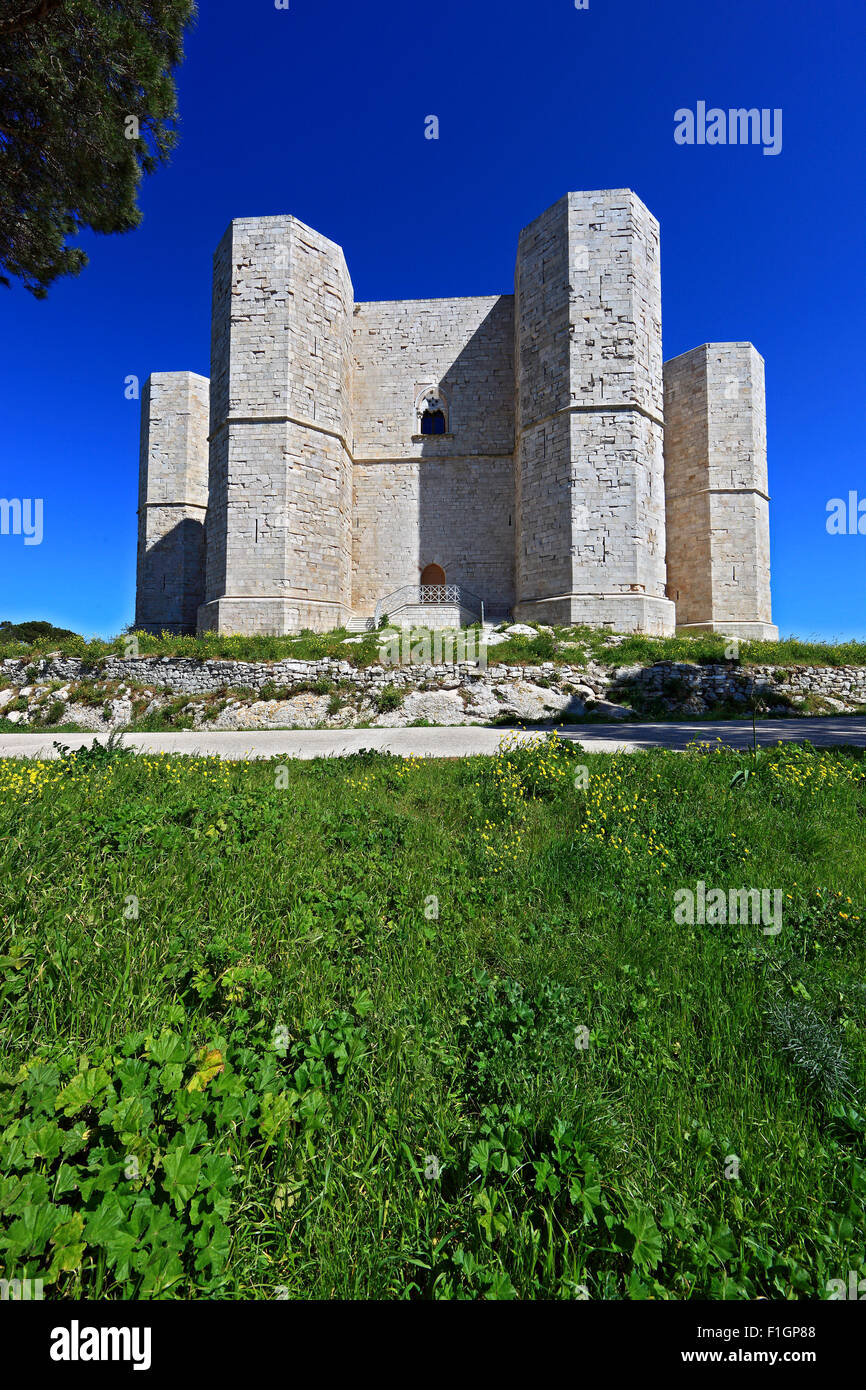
0;0;69;39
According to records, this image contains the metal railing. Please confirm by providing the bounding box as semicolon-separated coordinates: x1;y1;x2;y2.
420;584;459;605
374;584;487;626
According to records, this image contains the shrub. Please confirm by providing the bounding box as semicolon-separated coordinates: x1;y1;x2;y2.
375;685;404;713
766;999;853;1101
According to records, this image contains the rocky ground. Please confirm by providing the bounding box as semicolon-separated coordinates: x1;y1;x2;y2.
2;624;865;732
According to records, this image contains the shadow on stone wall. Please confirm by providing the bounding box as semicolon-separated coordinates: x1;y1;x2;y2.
136;516;205;635
608;661;798;718
417;296;516;617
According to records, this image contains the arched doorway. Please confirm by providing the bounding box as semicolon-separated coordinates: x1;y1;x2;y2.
420;563;447;604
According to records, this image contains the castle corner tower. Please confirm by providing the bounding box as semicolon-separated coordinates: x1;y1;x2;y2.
663;343;778;641
513;190;676;635
198;215;354;635
135;371;209;635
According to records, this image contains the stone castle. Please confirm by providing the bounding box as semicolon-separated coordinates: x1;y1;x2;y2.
135;188;778;640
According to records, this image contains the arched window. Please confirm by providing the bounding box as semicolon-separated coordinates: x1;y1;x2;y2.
420;409;446;435
415;387;449;437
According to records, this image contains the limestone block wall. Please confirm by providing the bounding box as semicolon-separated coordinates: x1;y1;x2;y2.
513;197;573;609
134;190;778;642
200;216;354;635
514;191;674;634
664;343;777;639
135;372;209;634
352;458;515;613
661;347;712;626
8;657;864;722
351;296;514;612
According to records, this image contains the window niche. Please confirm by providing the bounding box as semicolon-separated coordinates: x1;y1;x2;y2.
413;387;450;439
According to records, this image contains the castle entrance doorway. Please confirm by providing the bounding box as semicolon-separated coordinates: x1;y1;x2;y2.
420;563;447;602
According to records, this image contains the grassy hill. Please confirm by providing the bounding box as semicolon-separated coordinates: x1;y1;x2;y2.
1;735;863;1298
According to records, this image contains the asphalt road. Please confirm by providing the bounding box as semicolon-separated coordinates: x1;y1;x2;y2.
1;718;865;760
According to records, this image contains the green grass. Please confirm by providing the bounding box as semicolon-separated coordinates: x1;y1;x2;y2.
3;622;866;669
0;736;864;1299
585;631;866;669
0;718;87;734
0;626;386;668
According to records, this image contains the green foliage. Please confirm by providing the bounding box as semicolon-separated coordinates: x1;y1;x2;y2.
129;697;195;732
374;685;404;713
0;626;388;668
0;620;79;645
0;739;864;1298
0;1012;368;1296
4;620;866;675
0;0;197;296
39;700;66;728
584;630;866;669
52;729;132;771
767;999;853;1101
530;631;557;660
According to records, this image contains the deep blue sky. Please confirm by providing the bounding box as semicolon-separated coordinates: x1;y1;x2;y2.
1;0;864;639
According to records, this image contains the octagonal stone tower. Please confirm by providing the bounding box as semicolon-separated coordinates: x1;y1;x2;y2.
197;215;354;634
136;190;778;641
135;371;209;634
513;190;675;634
664;343;778;640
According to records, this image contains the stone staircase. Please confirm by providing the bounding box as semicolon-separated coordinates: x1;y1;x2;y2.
386;603;469;630
345;600;512;635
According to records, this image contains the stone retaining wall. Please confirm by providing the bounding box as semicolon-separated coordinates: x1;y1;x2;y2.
2;655;866;731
